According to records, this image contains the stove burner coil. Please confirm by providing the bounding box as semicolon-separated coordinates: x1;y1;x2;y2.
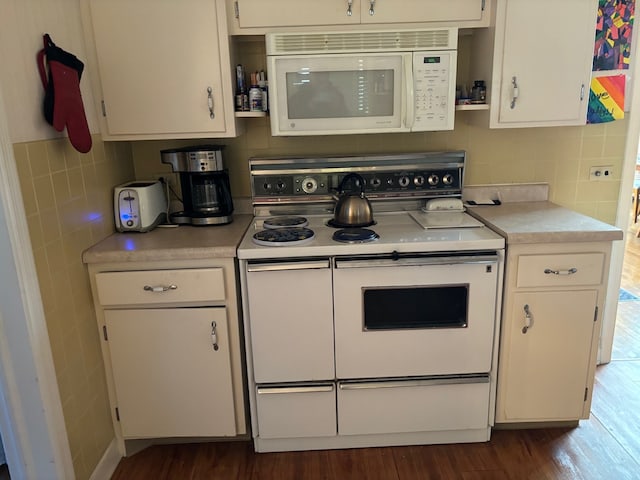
332;228;380;244
253;227;315;246
263;216;308;229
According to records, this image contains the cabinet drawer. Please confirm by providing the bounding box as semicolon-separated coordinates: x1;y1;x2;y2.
95;268;225;306
255;384;336;439
337;376;490;435
516;253;604;288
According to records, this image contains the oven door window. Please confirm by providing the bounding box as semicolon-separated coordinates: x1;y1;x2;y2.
363;285;468;330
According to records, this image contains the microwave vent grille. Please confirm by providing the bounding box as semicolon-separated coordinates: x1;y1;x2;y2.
267;29;457;55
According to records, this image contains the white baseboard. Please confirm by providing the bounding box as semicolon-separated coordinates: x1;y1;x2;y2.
90;438;121;480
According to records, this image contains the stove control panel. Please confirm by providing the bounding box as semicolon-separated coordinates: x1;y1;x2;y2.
252;168;461;200
250;152;466;202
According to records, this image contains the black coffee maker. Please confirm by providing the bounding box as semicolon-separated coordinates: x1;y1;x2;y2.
161;145;233;225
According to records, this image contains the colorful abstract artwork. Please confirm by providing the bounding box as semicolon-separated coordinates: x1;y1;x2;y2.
593;0;635;71
587;75;626;123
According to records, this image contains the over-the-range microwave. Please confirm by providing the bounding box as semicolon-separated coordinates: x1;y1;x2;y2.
266;28;458;136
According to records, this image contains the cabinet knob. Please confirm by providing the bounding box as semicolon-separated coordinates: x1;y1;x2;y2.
369;0;376;15
347;0;353;16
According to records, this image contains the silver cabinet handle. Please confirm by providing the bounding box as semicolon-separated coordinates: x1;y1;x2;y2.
143;284;177;293
247;259;330;272
207;86;215;119
522;304;532;334
544;267;578;276
339;375;488;390
257;383;334;395
211;321;219;351
347;0;353;16
510;76;519;109
369;0;376;15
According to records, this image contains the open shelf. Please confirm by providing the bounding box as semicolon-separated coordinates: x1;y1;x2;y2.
235;111;267;118
455;104;489;111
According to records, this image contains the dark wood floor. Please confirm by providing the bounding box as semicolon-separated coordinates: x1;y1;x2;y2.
108;220;640;480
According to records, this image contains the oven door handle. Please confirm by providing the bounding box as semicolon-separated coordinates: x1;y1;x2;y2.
338;375;489;390
247;259;331;272
334;255;498;269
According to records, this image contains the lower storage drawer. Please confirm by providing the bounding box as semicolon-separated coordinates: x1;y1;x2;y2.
255;383;337;439
337;376;491;435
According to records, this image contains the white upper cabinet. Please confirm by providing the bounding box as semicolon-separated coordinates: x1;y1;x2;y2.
83;0;238;140
360;0;485;24
229;0;490;32
489;0;597;127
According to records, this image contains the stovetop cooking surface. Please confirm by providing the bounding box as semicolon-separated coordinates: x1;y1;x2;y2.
238;151;506;259
239;211;504;259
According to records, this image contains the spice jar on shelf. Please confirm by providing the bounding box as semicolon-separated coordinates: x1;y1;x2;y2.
471;80;487;104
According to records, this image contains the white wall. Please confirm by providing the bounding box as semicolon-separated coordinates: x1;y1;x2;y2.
0;0;99;143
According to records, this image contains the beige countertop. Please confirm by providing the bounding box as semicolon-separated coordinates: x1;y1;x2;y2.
467;202;623;244
82;214;253;264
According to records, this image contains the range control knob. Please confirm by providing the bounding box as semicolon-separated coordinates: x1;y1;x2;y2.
428;174;439;186
302;177;318;194
399;176;410;187
263;182;272;191
414;175;425;187
370;177;382;188
442;174;454;185
276;181;286;191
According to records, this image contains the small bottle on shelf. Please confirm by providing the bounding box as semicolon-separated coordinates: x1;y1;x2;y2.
248;72;263;112
258;70;268;113
471;80;487;104
235;65;249;112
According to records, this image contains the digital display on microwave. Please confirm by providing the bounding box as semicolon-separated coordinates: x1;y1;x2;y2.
423;56;441;64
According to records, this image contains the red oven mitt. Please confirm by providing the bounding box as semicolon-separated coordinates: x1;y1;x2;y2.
37;33;92;153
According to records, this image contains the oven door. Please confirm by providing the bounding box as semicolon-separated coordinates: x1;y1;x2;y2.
333;253;500;379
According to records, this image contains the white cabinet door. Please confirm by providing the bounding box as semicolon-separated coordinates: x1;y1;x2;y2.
246;260;334;383
88;0;234;137
234;0;360;28
492;0;597;127
233;0;486;28
361;0;484;24
104;308;236;438
500;290;597;421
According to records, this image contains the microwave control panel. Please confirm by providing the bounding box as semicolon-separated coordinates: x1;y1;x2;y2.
412;51;457;132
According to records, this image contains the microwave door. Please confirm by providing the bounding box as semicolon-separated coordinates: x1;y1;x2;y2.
269;53;409;136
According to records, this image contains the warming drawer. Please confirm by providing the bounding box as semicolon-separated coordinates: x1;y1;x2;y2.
337;375;491;435
255;383;337;439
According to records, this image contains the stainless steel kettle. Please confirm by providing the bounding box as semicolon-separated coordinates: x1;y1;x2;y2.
332;173;374;227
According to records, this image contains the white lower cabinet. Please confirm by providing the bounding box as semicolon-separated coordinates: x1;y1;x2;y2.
255;384;337;439
105;308;235;438
496;243;612;424
337;377;491;435
88;259;246;455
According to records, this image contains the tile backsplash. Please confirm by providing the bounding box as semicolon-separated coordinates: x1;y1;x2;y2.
12;135;134;480
133;117;627;226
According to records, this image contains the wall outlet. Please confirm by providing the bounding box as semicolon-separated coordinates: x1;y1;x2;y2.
589;165;614;181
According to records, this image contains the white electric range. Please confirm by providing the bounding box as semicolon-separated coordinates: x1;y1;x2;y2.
237;151;506;453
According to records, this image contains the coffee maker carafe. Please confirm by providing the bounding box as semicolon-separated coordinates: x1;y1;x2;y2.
161;145;233;225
